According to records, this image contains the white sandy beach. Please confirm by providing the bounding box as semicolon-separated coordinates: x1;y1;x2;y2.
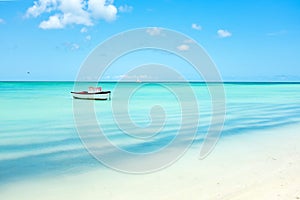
1;123;300;200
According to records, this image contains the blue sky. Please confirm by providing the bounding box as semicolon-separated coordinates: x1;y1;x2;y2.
0;0;300;81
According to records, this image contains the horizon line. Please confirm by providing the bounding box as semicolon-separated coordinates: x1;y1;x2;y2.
1;80;300;84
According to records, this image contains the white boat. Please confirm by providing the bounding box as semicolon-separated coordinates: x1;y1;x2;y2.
71;87;111;100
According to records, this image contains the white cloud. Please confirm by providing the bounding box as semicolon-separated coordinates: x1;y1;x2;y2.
80;27;88;33
39;14;64;29
25;0;58;18
217;29;232;38
0;18;5;24
183;39;195;44
25;0;117;29
59;0;92;26
177;44;189;51
72;43;80;50
64;42;80;50
118;5;133;13
88;0;117;21
267;30;287;36
86;35;91;40
191;23;201;30
146;27;162;36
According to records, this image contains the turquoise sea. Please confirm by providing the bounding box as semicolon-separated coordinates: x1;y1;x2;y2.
1;82;300;184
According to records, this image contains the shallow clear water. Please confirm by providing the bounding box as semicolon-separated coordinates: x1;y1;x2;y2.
1;82;300;184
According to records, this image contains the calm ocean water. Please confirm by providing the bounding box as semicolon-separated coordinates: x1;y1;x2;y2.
1;82;300;184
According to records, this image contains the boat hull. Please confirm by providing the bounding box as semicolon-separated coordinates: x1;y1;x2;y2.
71;91;111;100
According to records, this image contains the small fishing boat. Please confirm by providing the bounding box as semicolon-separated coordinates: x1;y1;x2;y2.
71;87;111;100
